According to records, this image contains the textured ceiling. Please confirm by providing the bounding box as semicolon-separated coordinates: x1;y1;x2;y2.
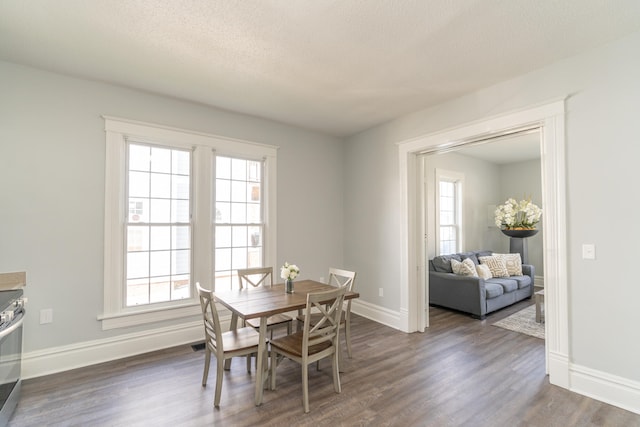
2;1;640;137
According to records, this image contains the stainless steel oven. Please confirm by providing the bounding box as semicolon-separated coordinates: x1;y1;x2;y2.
0;289;25;426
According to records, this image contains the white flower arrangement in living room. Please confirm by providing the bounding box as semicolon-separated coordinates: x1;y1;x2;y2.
495;197;542;230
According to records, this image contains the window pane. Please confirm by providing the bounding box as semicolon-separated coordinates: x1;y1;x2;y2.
173;174;190;199
150;251;170;277
230;203;247;223
129;145;150;171
216;157;231;179
232;226;247;248
150;173;171;198
216;226;231;248
172;275;190;300
150;147;171;173
172;150;190;175
150;199;171;223
172;249;190;275
216;179;230;202
126;142;192;307
247;160;261;182
216;202;230;223
231;181;246;202
127;225;149;251
129;171;150;198
216;248;231;271
232;247;247;270
173;226;190;249
231;158;247;181
127;252;149;279
172;200;190;223
150;276;171;303
150;226;170;250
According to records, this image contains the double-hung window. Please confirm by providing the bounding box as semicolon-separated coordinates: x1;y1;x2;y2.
102;117;277;329
435;169;464;255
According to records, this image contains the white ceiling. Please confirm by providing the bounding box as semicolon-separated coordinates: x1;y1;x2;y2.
2;1;640;137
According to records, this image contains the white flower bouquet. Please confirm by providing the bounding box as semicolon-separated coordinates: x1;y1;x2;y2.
280;262;300;281
495;198;542;229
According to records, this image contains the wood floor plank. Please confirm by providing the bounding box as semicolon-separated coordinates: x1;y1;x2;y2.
9;300;640;426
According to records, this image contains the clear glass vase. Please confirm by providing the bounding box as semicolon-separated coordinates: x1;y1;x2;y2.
285;279;294;294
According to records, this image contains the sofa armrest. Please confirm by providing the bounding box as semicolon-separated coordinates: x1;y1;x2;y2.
522;264;535;296
429;271;486;317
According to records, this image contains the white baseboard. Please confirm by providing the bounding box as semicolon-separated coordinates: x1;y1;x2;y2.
351;299;403;330
570;363;640;415
22;319;213;380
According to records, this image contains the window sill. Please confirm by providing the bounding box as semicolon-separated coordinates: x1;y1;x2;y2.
98;302;201;330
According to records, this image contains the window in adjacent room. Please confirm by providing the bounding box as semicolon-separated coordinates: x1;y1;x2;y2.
436;169;464;255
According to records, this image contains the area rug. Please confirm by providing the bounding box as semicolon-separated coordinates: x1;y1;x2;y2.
492;305;544;339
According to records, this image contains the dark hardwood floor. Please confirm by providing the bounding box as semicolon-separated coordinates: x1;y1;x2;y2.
9;300;640;426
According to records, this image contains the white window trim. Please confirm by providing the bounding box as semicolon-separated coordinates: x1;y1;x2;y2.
100;116;278;330
435;169;464;255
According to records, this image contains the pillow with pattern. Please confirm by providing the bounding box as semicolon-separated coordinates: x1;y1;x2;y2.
478;255;510;278
476;263;492;279
451;258;478;277
492;253;523;276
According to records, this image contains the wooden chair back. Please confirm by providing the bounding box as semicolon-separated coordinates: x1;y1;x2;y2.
301;285;348;356
237;267;273;290
196;282;223;356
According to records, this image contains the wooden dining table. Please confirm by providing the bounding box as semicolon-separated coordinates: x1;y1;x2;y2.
213;279;359;406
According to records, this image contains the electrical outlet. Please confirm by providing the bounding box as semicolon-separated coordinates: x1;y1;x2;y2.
582;244;596;260
379;288;384;297
40;308;53;324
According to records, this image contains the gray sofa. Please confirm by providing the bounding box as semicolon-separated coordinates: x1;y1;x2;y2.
429;250;534;319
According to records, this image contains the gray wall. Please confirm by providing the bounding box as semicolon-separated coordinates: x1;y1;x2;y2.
497;159;543;275
0;61;345;352
344;31;640;382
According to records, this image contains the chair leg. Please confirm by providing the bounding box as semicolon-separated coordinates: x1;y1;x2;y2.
214;357;225;407
202;348;211;386
345;320;353;358
270;349;277;390
332;350;342;394
287;321;292;335
302;363;309;413
246;354;252;373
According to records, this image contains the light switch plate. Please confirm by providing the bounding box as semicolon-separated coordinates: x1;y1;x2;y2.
582;244;596;260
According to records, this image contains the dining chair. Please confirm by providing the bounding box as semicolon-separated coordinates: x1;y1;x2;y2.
237;267;293;337
296;268;357;358
196;282;262;407
270;284;348;413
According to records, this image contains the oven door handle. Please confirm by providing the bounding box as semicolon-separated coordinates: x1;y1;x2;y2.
0;311;24;340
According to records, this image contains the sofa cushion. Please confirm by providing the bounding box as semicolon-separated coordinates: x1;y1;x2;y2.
479;256;510;278
476;264;492;279
475;250;493;259
510;275;532;289
451;258;478;277
459;251;479;265
486;278;518;293
432;254;461;273
485;282;504;299
493;253;523;276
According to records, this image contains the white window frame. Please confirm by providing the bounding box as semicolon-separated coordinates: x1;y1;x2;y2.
101;116;278;330
435;169;464;255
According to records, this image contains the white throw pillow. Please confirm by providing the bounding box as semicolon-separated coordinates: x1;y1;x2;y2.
476;264;493;279
479;255;510;278
451;258;478;277
493;253;523;276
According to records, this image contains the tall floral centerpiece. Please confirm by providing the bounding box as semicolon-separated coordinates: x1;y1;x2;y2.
494;198;542;264
281;262;300;294
495;198;542;231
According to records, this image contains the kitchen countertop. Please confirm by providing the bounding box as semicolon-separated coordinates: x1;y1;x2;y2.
0;272;26;290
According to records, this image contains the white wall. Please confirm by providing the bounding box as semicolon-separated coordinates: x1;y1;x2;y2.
0;61;344;355
345;29;640;389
